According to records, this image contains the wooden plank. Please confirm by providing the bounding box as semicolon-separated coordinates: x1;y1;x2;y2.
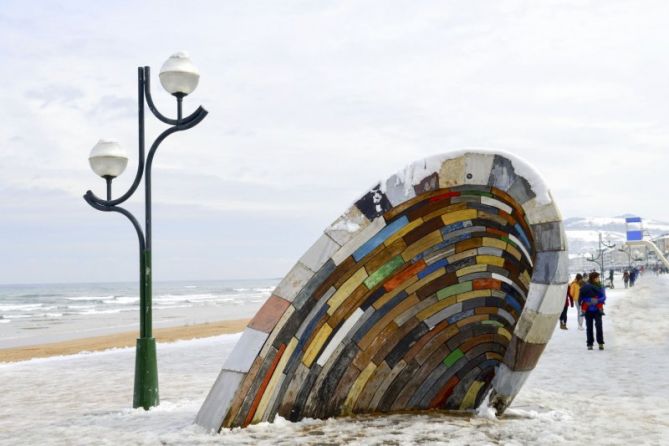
302;323;333;367
364;256;405;289
243;343;287;426
441;209;478;226
460;380;485;410
363;237;407;273
248;295;292;333
252;338;298;423
326;268;369;315
383;260;427;292
401;229;444;261
342;362;377;414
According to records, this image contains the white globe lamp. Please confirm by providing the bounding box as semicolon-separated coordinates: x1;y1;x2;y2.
159;51;200;97
89;140;128;178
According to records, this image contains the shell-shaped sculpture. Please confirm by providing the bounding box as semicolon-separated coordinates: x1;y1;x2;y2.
195;150;568;431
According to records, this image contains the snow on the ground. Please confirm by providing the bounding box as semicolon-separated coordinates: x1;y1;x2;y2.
1;277;669;445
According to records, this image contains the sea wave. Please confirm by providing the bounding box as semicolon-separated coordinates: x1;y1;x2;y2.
13;292;66;298
154;304;193;310
110;297;139;305
79;309;125;315
37;312;63;318
0;304;43;312
66;295;115;301
233;286;274;292
155;293;221;303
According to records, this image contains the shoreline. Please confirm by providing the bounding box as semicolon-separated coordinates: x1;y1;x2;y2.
0;318;249;363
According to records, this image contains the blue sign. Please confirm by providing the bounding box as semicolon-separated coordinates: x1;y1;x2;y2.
626;217;643;241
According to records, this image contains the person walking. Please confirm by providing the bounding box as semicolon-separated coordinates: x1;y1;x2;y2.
608;269;615;288
630;268;638;287
623;270;630;288
569;274;585;330
559;280;574;330
579;272;606;350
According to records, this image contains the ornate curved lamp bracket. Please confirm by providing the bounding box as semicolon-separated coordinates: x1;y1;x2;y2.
84;67;208;210
83;192;146;252
143;66;207;126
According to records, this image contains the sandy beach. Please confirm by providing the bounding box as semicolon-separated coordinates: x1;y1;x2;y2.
0;318;249;363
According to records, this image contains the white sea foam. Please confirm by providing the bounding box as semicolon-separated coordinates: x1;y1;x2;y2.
154;304;192;310
155;293;221;303
110;296;139;304
233;287;275;294
0;303;43;312
66;296;115;301
79;309;124;315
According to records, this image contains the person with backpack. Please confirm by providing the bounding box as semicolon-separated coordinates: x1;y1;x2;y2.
579;272;607;350
559;279;574;330
560;274;582;330
570;274;585;330
630;268;638;287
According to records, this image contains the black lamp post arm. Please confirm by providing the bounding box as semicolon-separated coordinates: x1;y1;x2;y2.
143;66;208;126
82;68;208;208
84;68;149;207
142;102;208;250
83;192;146;252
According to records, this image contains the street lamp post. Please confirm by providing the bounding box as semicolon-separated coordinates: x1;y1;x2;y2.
84;52;208;410
585;232;616;281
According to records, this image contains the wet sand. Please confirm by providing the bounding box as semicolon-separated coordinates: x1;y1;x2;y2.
0;318;249;363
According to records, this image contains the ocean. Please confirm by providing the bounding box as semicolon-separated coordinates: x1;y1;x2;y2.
0;279;278;348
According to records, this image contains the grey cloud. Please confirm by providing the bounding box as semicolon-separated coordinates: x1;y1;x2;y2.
90;95;135;119
24;84;85;108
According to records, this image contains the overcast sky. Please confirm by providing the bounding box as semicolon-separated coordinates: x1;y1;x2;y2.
1;0;668;284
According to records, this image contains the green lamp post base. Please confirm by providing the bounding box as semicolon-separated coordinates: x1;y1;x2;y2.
133;337;159;409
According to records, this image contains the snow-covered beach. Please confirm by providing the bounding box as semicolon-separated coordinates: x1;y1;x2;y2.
1;275;668;445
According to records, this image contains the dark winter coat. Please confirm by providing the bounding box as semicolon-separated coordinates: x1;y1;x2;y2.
578;282;606;313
